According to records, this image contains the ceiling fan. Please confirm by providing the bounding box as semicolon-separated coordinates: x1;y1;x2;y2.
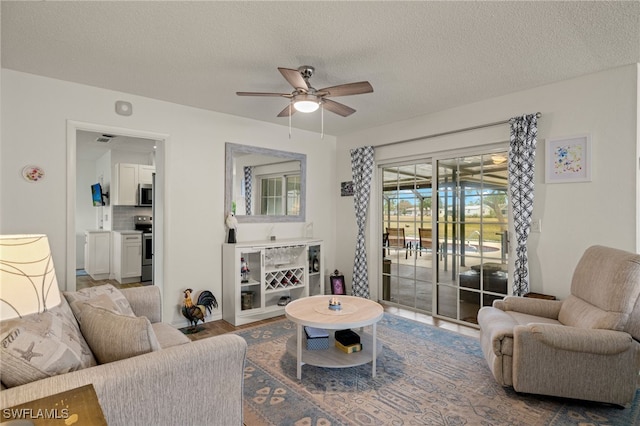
236;66;373;118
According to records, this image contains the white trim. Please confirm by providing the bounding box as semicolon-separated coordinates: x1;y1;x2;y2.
636;63;640;253
65;121;169;302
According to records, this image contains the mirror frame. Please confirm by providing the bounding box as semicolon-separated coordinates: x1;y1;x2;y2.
225;142;306;223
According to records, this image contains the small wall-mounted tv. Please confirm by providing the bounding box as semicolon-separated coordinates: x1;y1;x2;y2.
91;183;105;207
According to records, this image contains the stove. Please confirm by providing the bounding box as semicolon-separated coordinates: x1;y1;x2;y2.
134;215;152;233
134;216;153;282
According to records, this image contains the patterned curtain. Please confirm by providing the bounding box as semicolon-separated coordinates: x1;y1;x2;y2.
243;166;253;215
350;146;375;298
508;114;538;296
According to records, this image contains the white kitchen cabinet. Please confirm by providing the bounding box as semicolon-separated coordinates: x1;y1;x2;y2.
112;163;155;205
113;231;142;284
138;165;155;185
84;230;110;279
112;163;138;205
222;238;323;326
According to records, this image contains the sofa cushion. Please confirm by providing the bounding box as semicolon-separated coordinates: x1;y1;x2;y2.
77;302;160;364
151;323;190;348
0;298;97;388
64;284;135;324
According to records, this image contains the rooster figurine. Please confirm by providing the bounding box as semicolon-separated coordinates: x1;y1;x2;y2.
182;288;218;333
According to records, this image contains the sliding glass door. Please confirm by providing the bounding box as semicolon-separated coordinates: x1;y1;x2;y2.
435;152;509;323
380;149;509;325
381;162;433;312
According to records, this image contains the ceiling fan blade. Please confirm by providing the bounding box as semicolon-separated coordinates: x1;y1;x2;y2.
277;104;296;118
322;99;356;117
278;67;309;90
236;92;292;97
317;81;373;97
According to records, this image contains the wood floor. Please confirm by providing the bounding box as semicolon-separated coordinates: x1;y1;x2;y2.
75;272;480;340
183;305;479;341
75;273;151;291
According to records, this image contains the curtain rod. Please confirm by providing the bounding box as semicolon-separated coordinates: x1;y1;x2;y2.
376;112;541;148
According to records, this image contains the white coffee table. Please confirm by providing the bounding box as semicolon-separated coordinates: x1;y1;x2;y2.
285;295;384;380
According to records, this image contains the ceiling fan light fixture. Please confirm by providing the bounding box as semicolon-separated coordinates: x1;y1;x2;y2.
293;94;320;113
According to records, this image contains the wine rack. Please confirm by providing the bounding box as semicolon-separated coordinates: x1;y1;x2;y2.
265;268;305;291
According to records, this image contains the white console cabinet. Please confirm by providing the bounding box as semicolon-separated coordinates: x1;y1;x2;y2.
222;239;323;326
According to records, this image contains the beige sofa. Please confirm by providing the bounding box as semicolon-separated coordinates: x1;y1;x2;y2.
1;285;247;425
477;245;640;407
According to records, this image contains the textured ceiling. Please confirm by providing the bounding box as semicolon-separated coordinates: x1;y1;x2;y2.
2;1;639;136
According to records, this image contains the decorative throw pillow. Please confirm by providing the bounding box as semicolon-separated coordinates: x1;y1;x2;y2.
64;284;135;324
77;302;159;364
0;298;97;388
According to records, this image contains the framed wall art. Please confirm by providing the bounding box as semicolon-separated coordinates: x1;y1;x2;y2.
545;134;591;183
340;181;354;196
329;274;346;295
22;165;45;182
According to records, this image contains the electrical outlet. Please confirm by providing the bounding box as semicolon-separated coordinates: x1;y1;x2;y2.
531;219;542;233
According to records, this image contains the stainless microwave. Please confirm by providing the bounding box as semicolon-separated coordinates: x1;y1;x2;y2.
138;184;153;206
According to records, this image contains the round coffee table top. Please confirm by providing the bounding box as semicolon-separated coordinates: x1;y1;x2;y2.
285;295;384;329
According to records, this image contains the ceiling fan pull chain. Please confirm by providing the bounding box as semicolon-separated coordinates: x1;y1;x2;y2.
288;102;292;139
321;103;324;139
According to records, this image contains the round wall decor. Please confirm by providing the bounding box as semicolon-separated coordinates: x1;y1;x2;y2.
22;165;45;182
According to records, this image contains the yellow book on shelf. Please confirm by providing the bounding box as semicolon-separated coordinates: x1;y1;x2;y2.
335;341;362;354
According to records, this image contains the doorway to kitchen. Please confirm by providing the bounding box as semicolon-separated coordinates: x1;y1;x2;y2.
66;121;168;295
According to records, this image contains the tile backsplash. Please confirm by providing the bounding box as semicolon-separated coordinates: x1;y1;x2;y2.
113;206;152;230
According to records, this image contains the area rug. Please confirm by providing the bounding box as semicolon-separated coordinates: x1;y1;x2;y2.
236;314;639;426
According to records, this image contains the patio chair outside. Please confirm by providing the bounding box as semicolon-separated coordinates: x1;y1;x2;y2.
418;228;433;256
386;227;408;259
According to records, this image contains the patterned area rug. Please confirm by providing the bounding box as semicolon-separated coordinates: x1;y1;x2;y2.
237;314;639;426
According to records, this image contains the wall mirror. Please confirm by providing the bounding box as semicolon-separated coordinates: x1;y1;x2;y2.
225;142;306;223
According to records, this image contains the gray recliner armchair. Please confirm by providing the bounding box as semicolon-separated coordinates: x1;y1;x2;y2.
477;245;640;406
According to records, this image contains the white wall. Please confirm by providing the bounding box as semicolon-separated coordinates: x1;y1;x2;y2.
75;159;98;268
3;64;636;324
637;66;640;253
94;150;112;231
1;69;337;326
336;64;639;300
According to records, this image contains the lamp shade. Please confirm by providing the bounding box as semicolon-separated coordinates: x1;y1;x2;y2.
0;234;62;320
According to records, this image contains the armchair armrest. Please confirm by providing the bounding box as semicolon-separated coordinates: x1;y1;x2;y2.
1;334;247;426
477;306;516;355
494;296;563;320
512;323;639;405
516;323;634;355
120;286;162;323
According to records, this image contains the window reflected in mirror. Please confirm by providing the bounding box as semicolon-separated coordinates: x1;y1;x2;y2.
225;143;306;223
